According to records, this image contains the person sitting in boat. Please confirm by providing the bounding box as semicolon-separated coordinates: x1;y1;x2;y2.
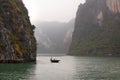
50;57;53;61
50;57;60;63
50;57;56;61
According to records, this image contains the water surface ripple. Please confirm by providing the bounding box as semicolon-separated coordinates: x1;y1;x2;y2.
0;56;120;80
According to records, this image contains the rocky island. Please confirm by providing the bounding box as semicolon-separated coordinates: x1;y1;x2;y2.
0;0;36;63
69;0;120;56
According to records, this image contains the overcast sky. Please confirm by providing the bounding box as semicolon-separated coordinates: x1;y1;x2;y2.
23;0;85;24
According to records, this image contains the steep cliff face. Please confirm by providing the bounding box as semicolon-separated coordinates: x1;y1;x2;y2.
69;0;120;56
0;0;36;62
35;19;74;54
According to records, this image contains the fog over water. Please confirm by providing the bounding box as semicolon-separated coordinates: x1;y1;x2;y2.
22;0;85;53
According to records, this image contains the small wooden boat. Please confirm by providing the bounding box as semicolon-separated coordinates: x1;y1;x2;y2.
50;58;60;63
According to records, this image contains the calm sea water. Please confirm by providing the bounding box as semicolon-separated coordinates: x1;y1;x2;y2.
0;55;120;80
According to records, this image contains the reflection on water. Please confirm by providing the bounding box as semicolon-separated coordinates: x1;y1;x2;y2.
73;57;120;80
0;63;36;80
33;56;76;80
0;55;120;80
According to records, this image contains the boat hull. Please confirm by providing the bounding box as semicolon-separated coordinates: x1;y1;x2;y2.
50;60;60;63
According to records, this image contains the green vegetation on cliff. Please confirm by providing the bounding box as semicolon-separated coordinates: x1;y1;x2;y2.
0;0;36;62
69;0;120;56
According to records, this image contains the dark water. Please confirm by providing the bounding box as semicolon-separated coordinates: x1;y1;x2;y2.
0;55;120;80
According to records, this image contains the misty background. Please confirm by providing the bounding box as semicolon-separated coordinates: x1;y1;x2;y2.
35;19;74;54
23;0;85;54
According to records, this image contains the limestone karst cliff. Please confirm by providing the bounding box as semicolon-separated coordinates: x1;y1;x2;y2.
35;19;74;54
69;0;120;56
0;0;36;62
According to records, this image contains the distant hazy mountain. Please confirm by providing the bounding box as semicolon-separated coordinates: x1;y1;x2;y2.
35;19;74;54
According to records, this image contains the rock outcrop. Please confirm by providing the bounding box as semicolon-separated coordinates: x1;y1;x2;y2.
0;0;36;62
69;0;120;56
